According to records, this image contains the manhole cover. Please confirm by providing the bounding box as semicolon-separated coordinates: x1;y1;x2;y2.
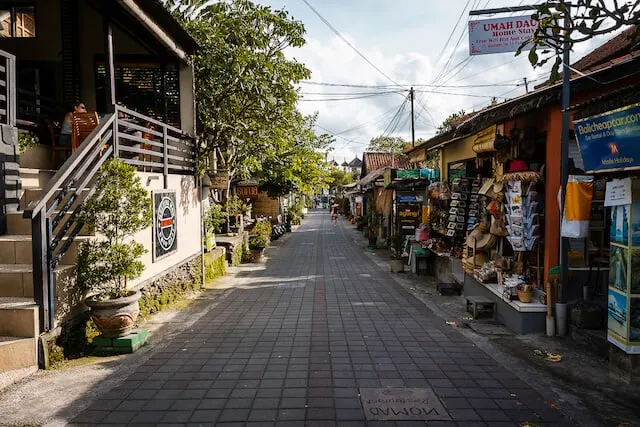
359;388;451;421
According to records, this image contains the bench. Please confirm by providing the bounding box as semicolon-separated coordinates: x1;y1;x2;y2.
466;296;496;319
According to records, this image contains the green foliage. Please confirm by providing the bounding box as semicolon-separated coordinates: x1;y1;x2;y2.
225;195;248;217
204;203;226;234
249;234;268;250
287;199;305;225
17;131;39;154
231;242;245;266
172;0;312;182
205;251;227;282
437;110;466;135
517;1;639;79
250;219;271;249
253;219;272;239
258;113;333;197
76;159;152;300
328;169;355;193
388;234;406;260
367;136;408;154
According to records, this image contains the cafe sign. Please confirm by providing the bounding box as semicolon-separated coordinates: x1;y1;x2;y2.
237;185;259;198
575;103;640;172
153;191;178;261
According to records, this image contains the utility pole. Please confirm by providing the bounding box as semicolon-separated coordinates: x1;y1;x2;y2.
523;77;529;93
410;87;415;148
558;5;572;335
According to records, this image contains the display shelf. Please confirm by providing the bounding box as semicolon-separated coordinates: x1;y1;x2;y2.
478;281;547;313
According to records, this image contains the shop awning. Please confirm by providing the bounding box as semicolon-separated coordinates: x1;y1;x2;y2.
356;168;385;186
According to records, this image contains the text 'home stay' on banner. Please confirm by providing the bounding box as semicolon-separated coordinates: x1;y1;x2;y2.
468;15;538;55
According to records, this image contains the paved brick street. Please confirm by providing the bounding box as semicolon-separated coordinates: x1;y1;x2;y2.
71;212;576;426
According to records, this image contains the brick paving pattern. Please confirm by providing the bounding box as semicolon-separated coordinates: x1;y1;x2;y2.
71;212;574;426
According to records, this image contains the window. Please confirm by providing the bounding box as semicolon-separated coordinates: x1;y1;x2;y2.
0;6;35;38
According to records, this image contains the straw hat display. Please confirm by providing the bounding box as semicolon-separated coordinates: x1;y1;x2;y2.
497;159;542;183
465;222;497;251
463;251;489;274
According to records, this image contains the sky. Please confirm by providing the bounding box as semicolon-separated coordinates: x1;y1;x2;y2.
254;0;612;164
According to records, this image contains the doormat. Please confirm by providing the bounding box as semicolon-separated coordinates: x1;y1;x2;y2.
359;388;451;421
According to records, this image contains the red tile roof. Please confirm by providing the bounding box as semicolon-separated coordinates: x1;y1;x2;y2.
361;152;410;178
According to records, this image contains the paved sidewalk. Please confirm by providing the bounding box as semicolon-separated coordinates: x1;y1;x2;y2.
69;211;580;426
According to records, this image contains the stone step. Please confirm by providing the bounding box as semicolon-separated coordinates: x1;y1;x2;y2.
0;264;74;299
0;234;89;265
18;168;57;190
0;336;37;373
0;299;38;338
6;212;92;236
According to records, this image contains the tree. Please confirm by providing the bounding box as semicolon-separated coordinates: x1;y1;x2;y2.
257;114;334;197
168;0;311;196
328;169;355;194
367;136;408;154
520;1;639;79
437;110;466;134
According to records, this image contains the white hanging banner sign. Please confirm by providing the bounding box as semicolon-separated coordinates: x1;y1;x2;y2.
605;178;632;207
468;15;538;55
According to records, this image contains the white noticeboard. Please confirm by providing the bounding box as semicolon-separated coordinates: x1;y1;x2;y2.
605;178;632;207
468;15;538;55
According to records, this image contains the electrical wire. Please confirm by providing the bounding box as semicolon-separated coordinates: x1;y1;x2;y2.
330;101;408;136
300;81;517;89
381;95;410;137
301;0;404;87
298;92;403;102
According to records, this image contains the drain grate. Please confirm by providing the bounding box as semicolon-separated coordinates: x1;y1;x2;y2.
359;388;451;421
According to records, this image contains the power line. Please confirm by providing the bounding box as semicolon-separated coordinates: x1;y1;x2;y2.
300;81;518;89
382;95;410;137
330;101;408;136
298;92;403;102
301;0;403;87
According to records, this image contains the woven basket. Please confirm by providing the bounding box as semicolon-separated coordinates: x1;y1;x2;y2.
517;289;533;303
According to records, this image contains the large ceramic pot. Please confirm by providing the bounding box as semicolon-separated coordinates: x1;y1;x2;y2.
85;290;141;338
389;259;404;273
368;236;377;248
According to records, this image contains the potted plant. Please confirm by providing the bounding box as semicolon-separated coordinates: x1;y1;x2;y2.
204;203;226;251
248;219;272;262
388;233;406;273
76;159;152;338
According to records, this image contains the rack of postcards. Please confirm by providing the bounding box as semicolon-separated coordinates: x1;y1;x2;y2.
505;180;539;252
447;178;471;240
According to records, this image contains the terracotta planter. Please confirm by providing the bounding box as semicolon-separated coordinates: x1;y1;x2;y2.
85;290;141;338
389;259;404;273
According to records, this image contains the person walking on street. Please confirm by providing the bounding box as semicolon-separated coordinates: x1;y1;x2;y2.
331;204;339;227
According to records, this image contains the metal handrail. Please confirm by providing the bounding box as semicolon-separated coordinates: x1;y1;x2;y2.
26;106;196;331
0;49;16;127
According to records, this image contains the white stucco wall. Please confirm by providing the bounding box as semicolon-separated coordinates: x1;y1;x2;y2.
129;172;202;288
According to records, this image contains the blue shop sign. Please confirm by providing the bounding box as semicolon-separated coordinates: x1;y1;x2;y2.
396;196;422;203
575;103;640;172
